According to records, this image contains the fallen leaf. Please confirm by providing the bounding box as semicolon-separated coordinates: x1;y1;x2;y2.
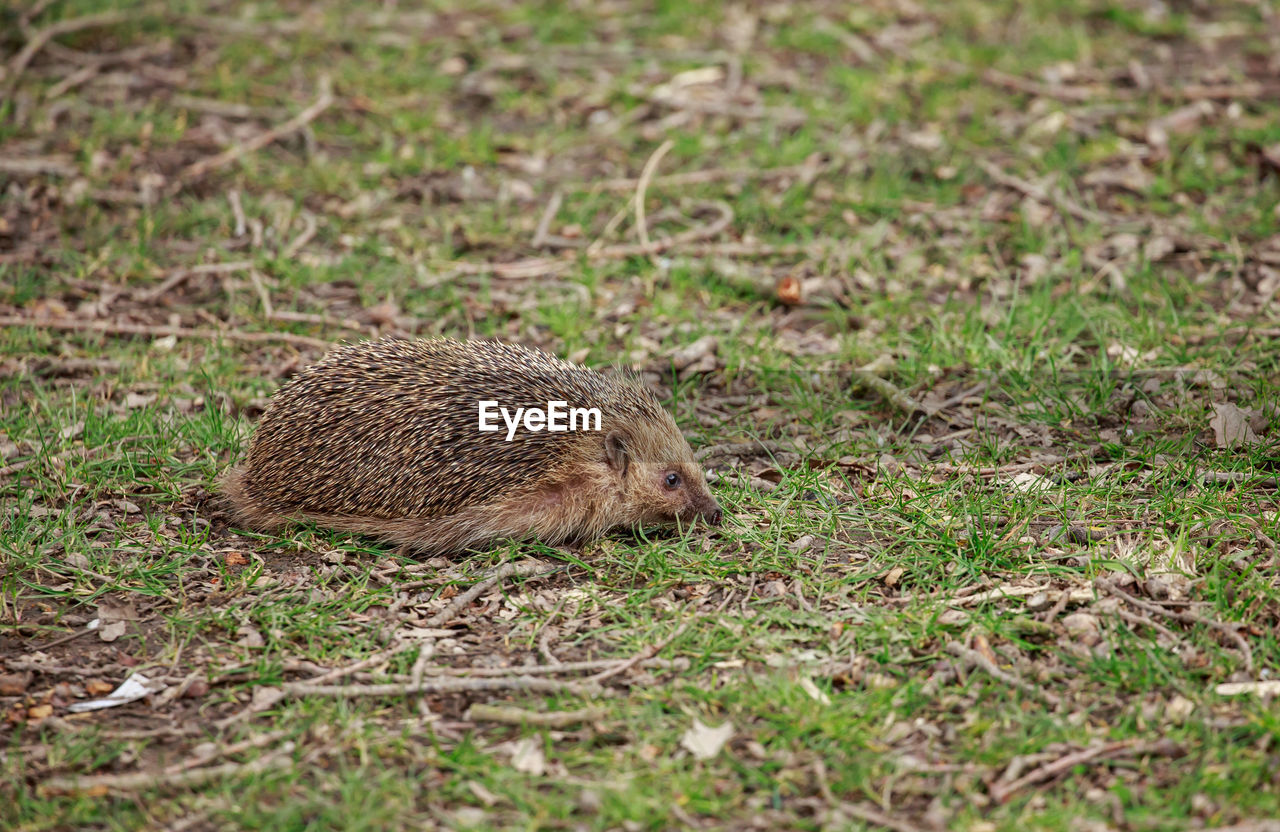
508;737;547;775
225;551;249;566
0;672;33;695
84;679;115;696
98;620;127;642
97;598;140;622
1210;403;1262;449
681;719;733;760
775;275;803;305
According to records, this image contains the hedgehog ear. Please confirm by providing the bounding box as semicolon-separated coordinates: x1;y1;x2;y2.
604;431;630;477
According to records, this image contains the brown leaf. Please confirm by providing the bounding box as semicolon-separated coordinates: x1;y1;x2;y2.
775;275;803;305
1210;403;1262;449
0;672;33;695
225;551;249;566
97;599;140;622
84;679;115;696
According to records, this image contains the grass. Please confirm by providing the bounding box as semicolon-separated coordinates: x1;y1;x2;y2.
2;0;1280;829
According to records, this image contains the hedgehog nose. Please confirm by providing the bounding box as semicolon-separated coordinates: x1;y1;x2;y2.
707;506;723;526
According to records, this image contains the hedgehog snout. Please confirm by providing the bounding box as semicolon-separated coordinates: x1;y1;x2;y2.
693;494;723;527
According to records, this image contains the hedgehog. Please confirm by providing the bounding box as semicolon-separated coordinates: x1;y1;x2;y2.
219;337;722;554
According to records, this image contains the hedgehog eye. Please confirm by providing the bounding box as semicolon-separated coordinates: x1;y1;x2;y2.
664;472;682;490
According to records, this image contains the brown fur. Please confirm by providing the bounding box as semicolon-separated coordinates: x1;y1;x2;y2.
219;337;721;553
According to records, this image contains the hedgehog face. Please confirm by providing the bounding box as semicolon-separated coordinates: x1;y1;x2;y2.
604;431;722;530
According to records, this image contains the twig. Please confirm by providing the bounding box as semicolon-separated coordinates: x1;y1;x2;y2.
174;75;333;190
281;211;318;259
409;641;435;692
0;315;329;350
695;438;788;462
634;139;675;256
7;10;131;91
1097;579;1253;674
268;309;366;333
466;704;606;727
591;162;823;193
813;762;926;832
163;729;291;774
40;748;294;796
285;675;596;698
1040;589;1075;627
531;189;563;248
0;156;78;177
291;562;557;692
588;620;692;684
977;159;1108;225
989;741;1133;804
852;357;925;415
1110;606;1182;645
393;657;684;678
589;591;732;684
247;269;274;318
445;238;815;280
138;260;253;301
227;190;247;238
424;561;556;629
945;642;1061;707
839;804;926;832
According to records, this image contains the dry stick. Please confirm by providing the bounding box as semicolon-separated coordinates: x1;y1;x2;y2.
694;438;788;462
173;75;333;190
227;190;247;238
163;729;291;775
40;748;294;796
634;139;675;262
293;562;556;689
1097;579;1253;674
424;561;556;629
409;641;435;692
396;657;682;678
0;156;78;176
281;211;317;259
7;10;130;89
989;741;1133;804
592;162;821;193
841;804;925;832
976;159;1108;226
1110;606;1183;645
466;704;606;727
945;642;1062;707
138;260;253;301
0;315;329;350
851;356;925;415
531;189;564;248
589;590;735;685
814;762;925;832
588;619;692;684
247;269;274;318
285;675;595;698
448;238;813;280
585;201;632;256
20;0;60;28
